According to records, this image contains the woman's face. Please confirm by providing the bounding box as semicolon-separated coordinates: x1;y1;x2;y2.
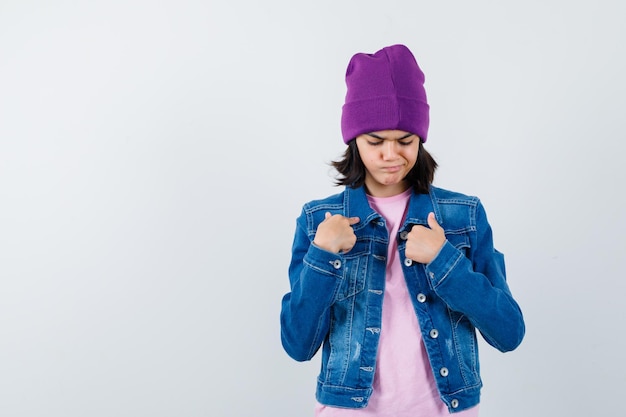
355;130;419;197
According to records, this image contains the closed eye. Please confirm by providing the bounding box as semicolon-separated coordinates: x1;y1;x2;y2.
366;133;414;146
366;139;414;146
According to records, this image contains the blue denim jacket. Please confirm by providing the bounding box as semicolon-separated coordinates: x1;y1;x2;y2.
280;185;525;413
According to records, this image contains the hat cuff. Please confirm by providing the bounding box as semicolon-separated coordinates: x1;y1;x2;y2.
341;96;429;143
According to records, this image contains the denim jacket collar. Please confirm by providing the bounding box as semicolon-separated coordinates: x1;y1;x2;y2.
344;185;442;230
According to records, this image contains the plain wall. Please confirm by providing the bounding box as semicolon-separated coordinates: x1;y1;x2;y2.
1;1;625;416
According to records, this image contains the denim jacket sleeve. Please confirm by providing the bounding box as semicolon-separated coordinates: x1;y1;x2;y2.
424;200;525;352
280;207;344;362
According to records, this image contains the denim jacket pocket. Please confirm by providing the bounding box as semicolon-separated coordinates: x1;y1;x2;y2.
448;310;481;385
445;231;471;256
335;239;370;301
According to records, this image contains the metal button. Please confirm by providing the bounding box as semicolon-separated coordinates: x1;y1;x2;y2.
451;399;459;408
430;329;439;339
404;258;413;267
440;367;449;377
399;230;408;240
332;259;342;269
417;293;427;303
429;272;435;279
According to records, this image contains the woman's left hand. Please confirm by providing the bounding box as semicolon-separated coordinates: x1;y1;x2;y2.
405;212;447;264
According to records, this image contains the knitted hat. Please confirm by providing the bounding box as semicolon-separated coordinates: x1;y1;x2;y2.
341;44;430;143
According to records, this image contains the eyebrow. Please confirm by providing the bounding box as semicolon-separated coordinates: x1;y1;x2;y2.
367;132;414;141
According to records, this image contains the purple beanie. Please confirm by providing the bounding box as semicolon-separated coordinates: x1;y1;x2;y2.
341;44;430;143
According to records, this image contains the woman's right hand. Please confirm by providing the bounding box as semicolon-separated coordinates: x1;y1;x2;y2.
313;212;360;254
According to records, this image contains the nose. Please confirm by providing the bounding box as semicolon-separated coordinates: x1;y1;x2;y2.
382;140;399;160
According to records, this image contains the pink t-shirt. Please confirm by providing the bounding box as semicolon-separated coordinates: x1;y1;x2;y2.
315;189;479;417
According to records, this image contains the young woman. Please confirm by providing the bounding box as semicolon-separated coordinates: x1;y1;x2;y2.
280;44;525;416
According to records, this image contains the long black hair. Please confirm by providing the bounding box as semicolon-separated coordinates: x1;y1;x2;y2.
331;139;437;194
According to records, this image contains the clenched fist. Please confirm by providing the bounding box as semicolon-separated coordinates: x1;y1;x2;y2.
405;212;447;264
313;212;360;254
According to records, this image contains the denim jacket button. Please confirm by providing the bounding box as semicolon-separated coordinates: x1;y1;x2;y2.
440;367;449;377
417;293;427;303
399;230;408;240
430;329;439;339
451;399;459;408
404;258;413;267
332;259;342;269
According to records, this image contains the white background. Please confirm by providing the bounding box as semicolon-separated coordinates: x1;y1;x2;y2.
1;1;625;416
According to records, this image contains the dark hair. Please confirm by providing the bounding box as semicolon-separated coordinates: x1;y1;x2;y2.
331;139;437;194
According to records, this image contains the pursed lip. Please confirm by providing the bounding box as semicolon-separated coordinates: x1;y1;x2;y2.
381;164;403;172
